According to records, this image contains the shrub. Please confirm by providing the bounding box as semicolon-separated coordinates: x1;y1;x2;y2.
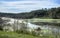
16;29;31;35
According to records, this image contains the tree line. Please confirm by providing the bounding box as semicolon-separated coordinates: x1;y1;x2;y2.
0;7;60;19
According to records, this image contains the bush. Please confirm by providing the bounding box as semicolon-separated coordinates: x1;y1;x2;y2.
32;31;36;36
31;31;41;36
16;30;23;34
16;29;31;35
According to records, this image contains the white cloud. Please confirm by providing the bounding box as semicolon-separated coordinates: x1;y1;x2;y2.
0;0;60;13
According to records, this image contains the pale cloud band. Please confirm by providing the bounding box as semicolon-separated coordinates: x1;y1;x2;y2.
0;0;60;13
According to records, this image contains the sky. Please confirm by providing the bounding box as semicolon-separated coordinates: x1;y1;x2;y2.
0;0;60;13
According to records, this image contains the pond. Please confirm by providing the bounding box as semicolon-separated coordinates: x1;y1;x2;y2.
27;22;60;35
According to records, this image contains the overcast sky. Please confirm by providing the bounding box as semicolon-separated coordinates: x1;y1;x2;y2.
0;0;60;13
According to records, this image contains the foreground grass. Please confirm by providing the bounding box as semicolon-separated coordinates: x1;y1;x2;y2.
0;31;60;38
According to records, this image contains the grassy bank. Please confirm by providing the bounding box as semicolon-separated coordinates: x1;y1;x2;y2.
0;31;60;38
28;19;60;23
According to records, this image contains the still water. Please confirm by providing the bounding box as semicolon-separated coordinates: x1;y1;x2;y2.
27;22;60;35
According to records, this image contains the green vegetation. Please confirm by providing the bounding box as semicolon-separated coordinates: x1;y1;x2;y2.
0;31;60;38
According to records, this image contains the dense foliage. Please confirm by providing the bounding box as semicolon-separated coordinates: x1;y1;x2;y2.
0;7;60;19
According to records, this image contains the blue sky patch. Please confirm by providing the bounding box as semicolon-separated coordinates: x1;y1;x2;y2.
0;0;60;13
